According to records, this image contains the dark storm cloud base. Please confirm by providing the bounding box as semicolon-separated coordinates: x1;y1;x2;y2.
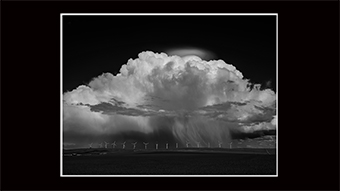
63;149;276;175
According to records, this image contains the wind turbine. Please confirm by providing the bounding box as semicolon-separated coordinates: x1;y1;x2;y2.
155;143;158;150
104;141;109;148
98;142;103;148
218;141;222;148
121;141;126;149
111;141;116;149
196;141;200;148
89;143;93;149
131;142;137;149
143;142;149;149
165;143;169;149
229;141;233;149
176;143;178;149
186;141;190;148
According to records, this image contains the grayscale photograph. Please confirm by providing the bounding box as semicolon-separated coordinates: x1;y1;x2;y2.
61;13;277;176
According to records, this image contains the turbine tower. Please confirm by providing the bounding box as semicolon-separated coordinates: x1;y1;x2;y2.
176;143;178;149
111;141;116;149
155;143;158;150
165;143;169;149
218;142;222;148
121;141;126;149
104;141;109;148
143;142;149;149
131;142;137;149
196;141;200;148
229;141;233;149
186;141;190;148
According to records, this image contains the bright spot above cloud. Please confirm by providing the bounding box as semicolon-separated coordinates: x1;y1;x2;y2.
166;47;217;61
63;51;276;148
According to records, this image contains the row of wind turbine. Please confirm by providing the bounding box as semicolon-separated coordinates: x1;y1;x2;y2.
88;141;233;149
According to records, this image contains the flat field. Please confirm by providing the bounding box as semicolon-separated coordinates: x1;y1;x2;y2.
62;148;276;175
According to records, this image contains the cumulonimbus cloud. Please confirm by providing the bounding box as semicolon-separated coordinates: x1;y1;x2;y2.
63;51;276;147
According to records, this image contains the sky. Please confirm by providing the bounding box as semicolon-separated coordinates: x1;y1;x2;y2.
62;15;277;149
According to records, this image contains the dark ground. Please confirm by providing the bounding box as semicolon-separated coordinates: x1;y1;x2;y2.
62;148;276;175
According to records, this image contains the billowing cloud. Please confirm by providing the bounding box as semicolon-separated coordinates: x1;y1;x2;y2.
63;51;276;147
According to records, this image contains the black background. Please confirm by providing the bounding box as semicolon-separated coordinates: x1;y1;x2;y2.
1;1;339;191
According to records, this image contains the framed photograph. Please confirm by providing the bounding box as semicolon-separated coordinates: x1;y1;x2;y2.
1;1;339;191
61;13;277;177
